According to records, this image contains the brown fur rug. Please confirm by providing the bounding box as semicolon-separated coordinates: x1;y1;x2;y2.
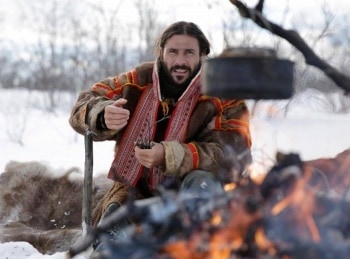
0;161;112;255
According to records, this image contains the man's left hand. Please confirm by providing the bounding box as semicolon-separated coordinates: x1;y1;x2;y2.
134;142;165;168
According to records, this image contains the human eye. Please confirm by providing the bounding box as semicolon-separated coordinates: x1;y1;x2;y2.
185;49;195;56
168;49;177;55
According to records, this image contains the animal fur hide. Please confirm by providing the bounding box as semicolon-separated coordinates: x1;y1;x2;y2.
0;161;112;255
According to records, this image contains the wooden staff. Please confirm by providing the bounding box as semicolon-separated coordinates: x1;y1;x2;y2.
82;127;94;234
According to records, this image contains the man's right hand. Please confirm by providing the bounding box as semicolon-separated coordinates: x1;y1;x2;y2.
104;98;130;130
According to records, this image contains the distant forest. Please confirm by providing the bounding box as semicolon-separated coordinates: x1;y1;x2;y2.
0;0;349;113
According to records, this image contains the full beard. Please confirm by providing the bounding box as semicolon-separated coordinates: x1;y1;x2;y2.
160;61;201;89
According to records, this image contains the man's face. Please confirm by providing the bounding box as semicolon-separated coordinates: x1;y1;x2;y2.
161;34;202;85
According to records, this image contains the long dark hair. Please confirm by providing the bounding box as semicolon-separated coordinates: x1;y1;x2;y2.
156;21;210;58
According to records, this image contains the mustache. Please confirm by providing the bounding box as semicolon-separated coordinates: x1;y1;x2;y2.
171;65;190;72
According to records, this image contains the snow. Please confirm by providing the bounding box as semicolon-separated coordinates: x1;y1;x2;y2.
0;89;114;177
0;88;349;258
0;242;66;259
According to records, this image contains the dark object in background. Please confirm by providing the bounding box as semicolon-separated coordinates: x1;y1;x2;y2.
202;47;294;99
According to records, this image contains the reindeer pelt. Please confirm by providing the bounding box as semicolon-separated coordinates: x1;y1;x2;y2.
0;160;112;255
304;148;350;195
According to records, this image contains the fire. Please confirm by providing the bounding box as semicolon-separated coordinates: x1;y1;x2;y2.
255;227;276;254
68;149;350;259
211;211;222;226
271;165;321;243
224;182;236;191
160;150;350;258
161;240;204;259
161;193;261;259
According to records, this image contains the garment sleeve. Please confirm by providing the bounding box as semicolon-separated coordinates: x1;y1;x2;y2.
69;62;153;141
68;75;127;141
161;99;252;180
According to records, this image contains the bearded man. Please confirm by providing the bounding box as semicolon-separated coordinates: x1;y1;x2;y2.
69;21;252;249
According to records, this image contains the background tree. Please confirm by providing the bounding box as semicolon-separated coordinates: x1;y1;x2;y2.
0;0;349;115
135;0;164;63
83;0;128;81
222;0;350;116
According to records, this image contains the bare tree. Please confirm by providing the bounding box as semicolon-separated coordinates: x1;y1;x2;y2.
3;0;349;115
16;0;77;111
13;0;130;108
220;0;350;116
135;0;164;63
83;1;128;81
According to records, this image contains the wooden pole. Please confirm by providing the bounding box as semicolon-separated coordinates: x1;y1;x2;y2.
82;128;94;233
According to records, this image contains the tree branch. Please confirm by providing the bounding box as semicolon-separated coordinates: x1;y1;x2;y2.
228;0;350;94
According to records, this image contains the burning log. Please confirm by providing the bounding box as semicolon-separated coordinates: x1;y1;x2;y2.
69;149;350;259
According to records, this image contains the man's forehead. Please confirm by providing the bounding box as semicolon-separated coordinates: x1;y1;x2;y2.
164;35;199;50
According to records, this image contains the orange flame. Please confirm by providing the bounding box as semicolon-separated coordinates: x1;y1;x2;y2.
255;227;276;255
161;197;261;259
211;211;222;226
271;166;321;243
224;182;236;191
160;150;350;258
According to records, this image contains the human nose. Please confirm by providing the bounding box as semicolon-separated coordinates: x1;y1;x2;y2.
174;53;187;66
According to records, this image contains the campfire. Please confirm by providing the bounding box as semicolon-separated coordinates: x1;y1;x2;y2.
69;148;350;259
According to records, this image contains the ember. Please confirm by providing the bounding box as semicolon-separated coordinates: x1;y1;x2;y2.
69;149;350;259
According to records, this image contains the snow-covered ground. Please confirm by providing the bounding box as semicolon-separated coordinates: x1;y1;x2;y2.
0;242;75;259
0;89;349;258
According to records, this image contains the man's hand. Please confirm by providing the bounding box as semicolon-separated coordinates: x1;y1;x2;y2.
134;142;165;168
104;98;130;130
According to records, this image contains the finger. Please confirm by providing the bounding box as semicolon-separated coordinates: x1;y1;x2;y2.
113;98;128;107
105;112;129;121
106;119;129;128
138;157;151;168
107;121;128;131
105;105;130;116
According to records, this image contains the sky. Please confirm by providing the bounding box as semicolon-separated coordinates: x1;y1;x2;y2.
1;0;350;53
